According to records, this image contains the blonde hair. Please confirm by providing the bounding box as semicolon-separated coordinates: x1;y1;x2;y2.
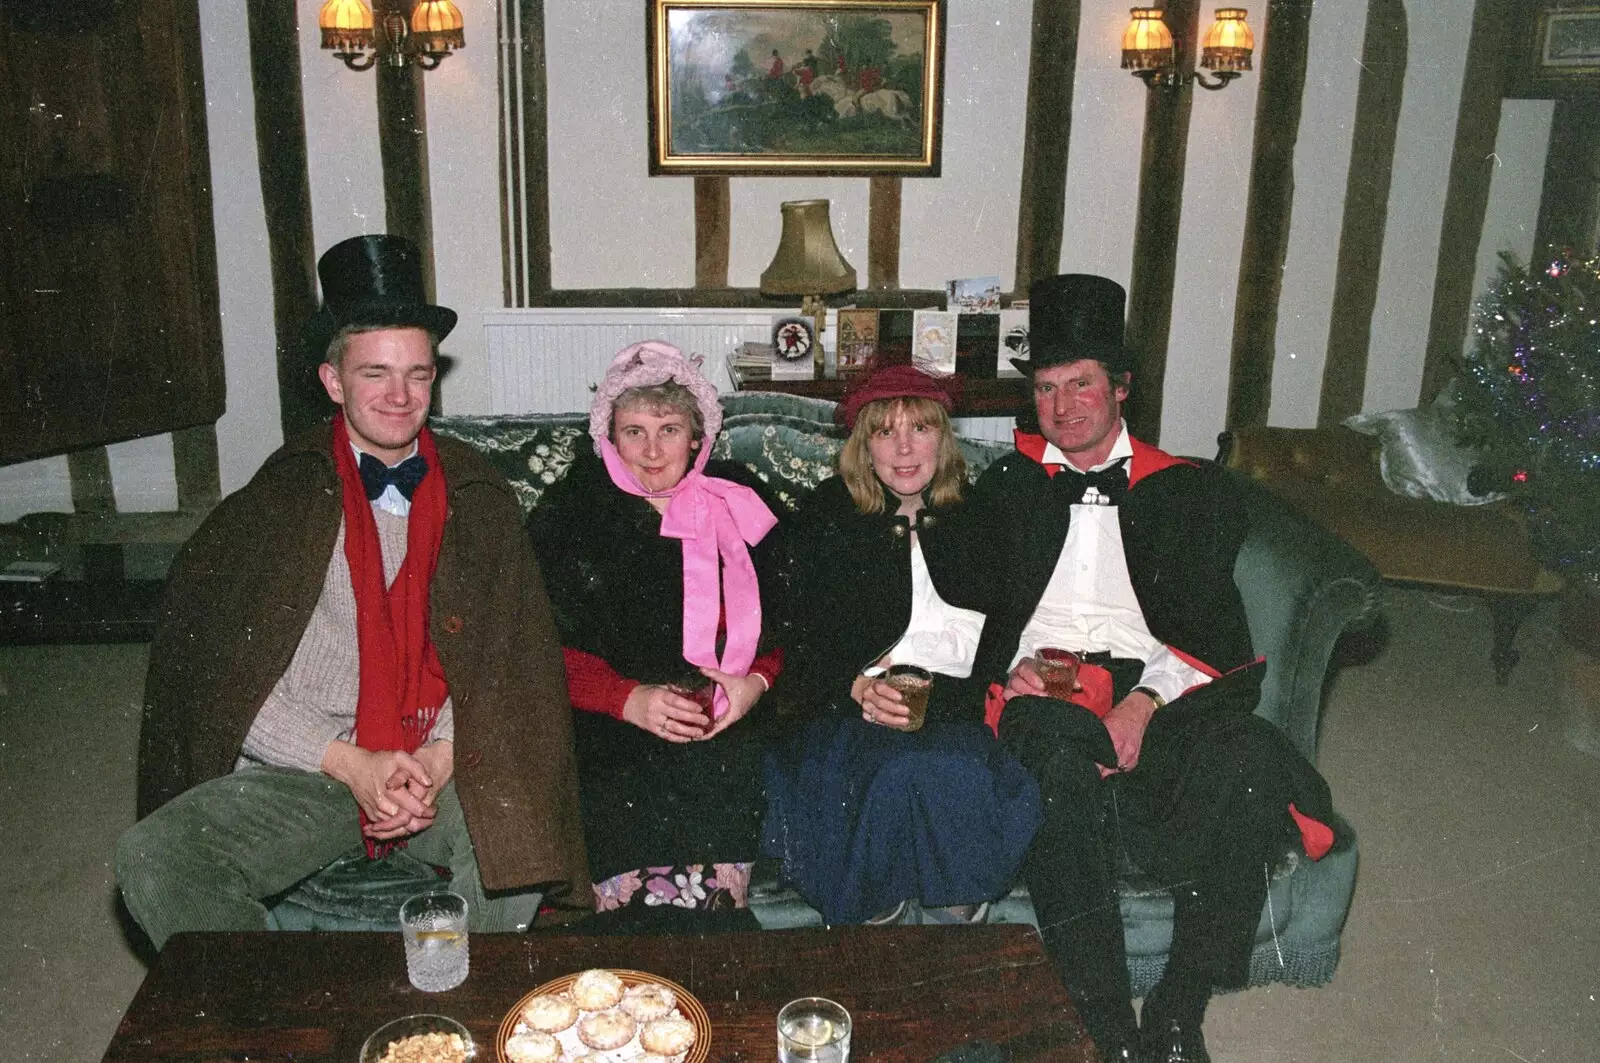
839;396;967;514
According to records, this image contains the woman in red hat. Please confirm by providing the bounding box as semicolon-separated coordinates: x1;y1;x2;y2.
763;364;1041;925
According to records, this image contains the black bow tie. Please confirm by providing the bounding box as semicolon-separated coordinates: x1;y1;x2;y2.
1055;458;1129;506
358;452;428;502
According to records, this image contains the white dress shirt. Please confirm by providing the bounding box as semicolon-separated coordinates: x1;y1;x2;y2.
885;534;987;678
1008;423;1212;705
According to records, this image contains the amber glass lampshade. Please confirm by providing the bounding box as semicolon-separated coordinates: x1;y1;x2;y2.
412;0;466;57
1200;8;1254;72
319;0;374;53
1121;8;1174;72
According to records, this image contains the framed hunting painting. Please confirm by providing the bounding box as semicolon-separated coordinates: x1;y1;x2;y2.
647;0;946;175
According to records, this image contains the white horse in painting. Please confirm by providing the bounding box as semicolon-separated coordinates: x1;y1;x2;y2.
833;88;913;121
809;75;851;103
858;88;913;121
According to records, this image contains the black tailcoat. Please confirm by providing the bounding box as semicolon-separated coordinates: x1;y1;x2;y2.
969;437;1259;712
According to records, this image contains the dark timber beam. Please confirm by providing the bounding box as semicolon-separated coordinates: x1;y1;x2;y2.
530;288;943;310
1318;0;1407;426
867;176;902;289
509;0;551;300
246;0;322;437
374;0;434;298
66;446;121;580
1418;0;1512;406
1225;0;1313;430
1533;98;1600;258
1013;0;1080;294
171;424;221;512
1125;0;1202;443
694;177;730;288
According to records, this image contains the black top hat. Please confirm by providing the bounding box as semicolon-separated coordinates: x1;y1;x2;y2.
1011;274;1131;377
302;235;457;359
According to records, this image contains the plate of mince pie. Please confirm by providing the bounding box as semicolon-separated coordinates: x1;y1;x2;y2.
496;967;710;1063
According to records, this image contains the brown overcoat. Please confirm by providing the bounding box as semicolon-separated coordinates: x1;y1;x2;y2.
136;423;592;905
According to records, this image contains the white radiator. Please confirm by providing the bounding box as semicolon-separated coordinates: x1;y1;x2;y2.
481;308;793;415
479;307;1016;442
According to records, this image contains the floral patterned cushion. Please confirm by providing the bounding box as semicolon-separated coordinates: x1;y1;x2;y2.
432;392;1008;517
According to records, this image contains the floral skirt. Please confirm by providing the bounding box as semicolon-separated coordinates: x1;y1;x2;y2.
593;862;752;913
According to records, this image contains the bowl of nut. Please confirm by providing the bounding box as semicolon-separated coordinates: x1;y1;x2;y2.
360;1014;476;1063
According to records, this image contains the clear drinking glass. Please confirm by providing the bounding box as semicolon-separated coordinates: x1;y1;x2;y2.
778;997;851;1063
1035;648;1081;701
883;664;934;732
399;890;469;992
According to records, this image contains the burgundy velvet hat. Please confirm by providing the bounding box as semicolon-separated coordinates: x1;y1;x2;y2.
835;363;960;429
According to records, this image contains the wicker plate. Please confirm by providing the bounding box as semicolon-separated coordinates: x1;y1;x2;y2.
496;969;710;1063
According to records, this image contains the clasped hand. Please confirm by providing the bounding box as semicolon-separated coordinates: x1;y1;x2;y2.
622;667;765;743
322;739;454;840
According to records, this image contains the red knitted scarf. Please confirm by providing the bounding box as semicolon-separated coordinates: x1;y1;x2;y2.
331;413;450;855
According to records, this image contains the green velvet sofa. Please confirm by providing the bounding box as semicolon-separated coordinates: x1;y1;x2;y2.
265;393;1381;996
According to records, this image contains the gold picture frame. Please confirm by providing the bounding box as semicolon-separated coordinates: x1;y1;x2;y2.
646;0;946;176
1505;3;1600;97
1536;6;1600;75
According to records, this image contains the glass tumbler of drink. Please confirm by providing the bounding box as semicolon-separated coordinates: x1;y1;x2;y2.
1035;648;1081;702
883;665;934;732
399;890;469;992
669;674;718;734
778;997;851;1063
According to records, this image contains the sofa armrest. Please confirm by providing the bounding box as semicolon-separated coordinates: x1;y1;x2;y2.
1226;466;1382;760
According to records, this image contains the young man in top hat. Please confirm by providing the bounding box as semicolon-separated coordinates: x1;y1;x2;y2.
116;234;590;949
970;274;1335;1062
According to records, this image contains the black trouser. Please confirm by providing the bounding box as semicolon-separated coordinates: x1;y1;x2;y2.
998;678;1291;1048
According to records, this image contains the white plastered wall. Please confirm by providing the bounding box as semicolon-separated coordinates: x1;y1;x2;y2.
0;0;1559;517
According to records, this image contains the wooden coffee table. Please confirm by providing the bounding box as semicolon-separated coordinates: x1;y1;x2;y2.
101;925;1091;1062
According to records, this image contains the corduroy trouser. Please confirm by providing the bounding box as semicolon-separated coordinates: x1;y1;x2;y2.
115;766;540;950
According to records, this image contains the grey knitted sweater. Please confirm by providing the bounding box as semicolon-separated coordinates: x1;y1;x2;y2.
236;507;455;773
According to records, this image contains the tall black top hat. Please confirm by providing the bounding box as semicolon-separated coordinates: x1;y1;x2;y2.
1012;273;1131;376
302;235;457;359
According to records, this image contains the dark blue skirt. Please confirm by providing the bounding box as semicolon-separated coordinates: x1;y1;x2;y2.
762;714;1043;926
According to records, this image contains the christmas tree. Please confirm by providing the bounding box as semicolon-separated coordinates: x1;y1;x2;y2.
1454;250;1600;590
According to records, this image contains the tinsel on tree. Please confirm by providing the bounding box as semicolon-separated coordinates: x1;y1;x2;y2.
1454;249;1600;589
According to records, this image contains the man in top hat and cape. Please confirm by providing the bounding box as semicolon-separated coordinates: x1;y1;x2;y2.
117;235;590;949
970;275;1335;1063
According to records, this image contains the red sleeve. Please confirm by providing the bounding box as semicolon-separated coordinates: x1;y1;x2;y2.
561;647;639;719
748;646;784;692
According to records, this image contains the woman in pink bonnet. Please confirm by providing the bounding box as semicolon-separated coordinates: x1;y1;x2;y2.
528;341;785;932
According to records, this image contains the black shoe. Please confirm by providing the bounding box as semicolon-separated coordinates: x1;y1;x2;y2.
1096;1043;1144;1063
1142;1017;1210;1063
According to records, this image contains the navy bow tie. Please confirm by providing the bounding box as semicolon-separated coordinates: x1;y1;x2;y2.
1056;457;1129;506
358;452;428;501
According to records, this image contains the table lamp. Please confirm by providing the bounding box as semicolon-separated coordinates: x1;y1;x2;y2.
760;199;857;376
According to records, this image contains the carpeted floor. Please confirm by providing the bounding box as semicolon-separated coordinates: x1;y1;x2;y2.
1;587;1596;1062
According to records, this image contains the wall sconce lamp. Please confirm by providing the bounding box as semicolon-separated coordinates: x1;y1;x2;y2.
1122;7;1254;91
319;0;465;71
